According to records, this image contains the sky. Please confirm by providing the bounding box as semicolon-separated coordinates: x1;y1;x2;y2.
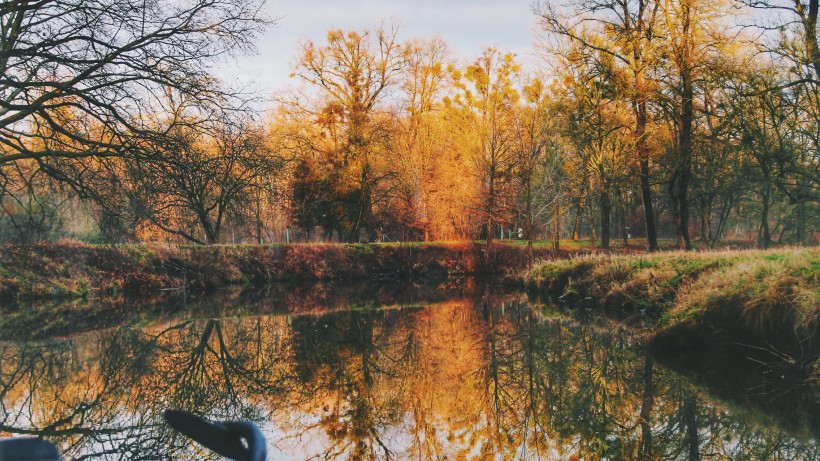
214;0;540;98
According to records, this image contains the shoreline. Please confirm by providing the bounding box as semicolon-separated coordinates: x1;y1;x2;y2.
525;247;820;398
3;242;817;385
0;241;550;301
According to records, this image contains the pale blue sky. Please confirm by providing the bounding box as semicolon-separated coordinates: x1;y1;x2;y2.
215;0;538;97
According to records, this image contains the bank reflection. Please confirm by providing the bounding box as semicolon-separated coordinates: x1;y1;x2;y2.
1;294;817;460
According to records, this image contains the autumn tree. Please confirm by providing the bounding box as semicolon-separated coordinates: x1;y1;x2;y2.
450;48;520;245
511;76;565;263
289;24;403;242
655;0;733;249
395;37;451;241
560;56;635;249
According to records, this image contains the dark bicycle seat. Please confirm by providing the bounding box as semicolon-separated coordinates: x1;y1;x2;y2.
0;411;265;461
164;410;267;461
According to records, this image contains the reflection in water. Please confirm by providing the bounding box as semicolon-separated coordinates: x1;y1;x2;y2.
1;292;817;460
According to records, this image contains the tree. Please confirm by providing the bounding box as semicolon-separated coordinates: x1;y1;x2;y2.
740;1;819;83
290;23;403;242
551;41;637;249
132;116;279;245
727;67;806;247
535;0;662;251
586;135;633;249
511;76;564;263
450;48;520;245
739;1;820;210
660;0;697;250
0;162;69;242
0;0;267;169
395;37;451;241
656;0;731;250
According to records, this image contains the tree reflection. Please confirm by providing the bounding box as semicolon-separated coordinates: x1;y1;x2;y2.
0;317;293;459
1;293;817;460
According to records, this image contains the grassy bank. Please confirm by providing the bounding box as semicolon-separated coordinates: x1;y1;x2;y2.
526;247;820;386
0;241;557;301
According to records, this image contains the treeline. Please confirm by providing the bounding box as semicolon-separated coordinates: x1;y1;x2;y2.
1;0;818;250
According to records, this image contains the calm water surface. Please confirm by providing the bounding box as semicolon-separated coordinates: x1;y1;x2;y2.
1;283;817;460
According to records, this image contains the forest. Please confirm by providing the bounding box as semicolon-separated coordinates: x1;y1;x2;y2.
1;0;818;251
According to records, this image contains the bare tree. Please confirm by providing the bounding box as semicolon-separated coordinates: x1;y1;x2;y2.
132;116;281;244
0;0;268;170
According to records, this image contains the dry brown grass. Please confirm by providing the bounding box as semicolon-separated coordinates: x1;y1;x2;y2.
0;241;560;301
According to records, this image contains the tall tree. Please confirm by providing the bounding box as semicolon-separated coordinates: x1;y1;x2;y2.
396;37;450;241
512;76;562;264
535;0;662;251
657;0;730;249
451;48;520;245
290;23;403;242
660;0;696;249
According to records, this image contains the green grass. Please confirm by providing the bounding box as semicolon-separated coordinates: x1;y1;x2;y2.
526;247;820;366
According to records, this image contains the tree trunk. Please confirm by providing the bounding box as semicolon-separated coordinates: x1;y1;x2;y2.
676;18;694;250
553;209;561;256
700;195;711;242
758;191;772;248
486;170;495;246
255;193;263;244
711;193;735;248
684;393;700;461
203;221;218;245
526;181;534;268
588;204;596;248
663;0;695;250
794;201;807;244
527;239;534;269
572;201;582;240
620;191;628;247
636;98;659;251
600;189;611;249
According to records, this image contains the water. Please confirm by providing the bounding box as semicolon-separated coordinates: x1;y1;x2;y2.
0;282;817;460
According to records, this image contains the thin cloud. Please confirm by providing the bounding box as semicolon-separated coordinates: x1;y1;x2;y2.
216;0;537;95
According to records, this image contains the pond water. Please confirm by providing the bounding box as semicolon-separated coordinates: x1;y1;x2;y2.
1;281;817;460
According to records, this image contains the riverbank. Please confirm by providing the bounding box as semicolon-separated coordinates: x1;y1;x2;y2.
0;241;560;301
526;247;820;393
